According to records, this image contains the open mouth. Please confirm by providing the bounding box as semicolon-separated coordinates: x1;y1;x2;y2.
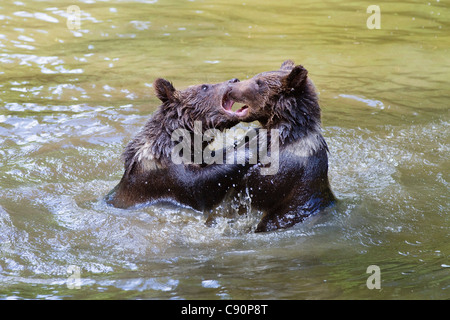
221;92;249;117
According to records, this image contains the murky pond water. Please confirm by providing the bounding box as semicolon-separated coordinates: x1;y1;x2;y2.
0;0;449;299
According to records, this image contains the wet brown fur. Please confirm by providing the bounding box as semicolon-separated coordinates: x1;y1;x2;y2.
228;60;336;232
106;78;247;211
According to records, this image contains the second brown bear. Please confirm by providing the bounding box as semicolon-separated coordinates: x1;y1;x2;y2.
227;60;336;232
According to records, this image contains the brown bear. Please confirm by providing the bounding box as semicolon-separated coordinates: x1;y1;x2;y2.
225;60;336;232
106;77;249;211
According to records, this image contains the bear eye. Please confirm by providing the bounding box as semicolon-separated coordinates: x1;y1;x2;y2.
201;85;209;91
256;79;263;87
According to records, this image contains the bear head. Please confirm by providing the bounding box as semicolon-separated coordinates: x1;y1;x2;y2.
154;77;245;132
223;60;321;132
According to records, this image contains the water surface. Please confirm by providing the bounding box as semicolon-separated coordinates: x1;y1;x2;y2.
0;0;449;299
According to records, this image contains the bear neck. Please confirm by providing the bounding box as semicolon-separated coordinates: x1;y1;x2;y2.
144;107;178;161
122;103;210;172
265;91;328;153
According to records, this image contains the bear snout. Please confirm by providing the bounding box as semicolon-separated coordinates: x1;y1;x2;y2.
228;80;260;106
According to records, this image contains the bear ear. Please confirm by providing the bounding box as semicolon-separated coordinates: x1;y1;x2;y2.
282;65;308;92
280;60;295;71
154;78;177;103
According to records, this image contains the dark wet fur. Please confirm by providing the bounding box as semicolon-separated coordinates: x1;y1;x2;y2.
106;78;248;211
228;60;336;232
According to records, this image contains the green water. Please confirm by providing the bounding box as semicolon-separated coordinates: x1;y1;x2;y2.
0;0;449;299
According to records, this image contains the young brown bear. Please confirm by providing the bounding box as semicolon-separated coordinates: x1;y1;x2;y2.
106;77;249;211
226;60;336;232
